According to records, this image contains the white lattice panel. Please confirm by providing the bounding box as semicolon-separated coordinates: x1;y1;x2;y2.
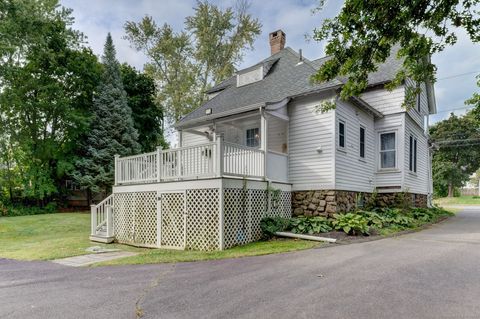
223;188;267;249
160;192;185;249
269;191;292;218
185;189;220;251
114;192;157;247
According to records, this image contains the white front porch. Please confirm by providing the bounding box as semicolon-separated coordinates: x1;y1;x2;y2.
115;108;289;185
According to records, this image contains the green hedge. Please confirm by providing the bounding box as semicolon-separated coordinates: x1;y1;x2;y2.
0;202;57;217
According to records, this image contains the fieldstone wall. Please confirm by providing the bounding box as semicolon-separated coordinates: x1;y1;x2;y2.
292;190;428;216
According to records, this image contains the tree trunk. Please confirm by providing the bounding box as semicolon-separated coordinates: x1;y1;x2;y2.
86;189;92;206
448;182;454;197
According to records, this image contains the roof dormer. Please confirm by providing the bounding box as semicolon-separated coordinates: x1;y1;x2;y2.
237;65;264;87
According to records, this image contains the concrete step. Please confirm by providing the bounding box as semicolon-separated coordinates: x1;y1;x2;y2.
89;234;115;244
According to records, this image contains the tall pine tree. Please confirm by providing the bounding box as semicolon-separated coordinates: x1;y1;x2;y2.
73;33;140;203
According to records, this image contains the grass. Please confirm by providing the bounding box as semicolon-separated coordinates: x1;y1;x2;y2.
96;239;319;266
0;213;319;264
433;196;480;206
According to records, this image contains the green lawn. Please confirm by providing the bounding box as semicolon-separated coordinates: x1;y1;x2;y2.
0;213;319;265
434;196;480;206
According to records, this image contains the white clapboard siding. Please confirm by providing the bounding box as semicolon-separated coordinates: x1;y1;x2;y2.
374;113;405;189
405;79;429;130
268;116;287;153
361;85;405;115
403;114;429;194
334;100;376;193
182;130;209;147
288;93;335;190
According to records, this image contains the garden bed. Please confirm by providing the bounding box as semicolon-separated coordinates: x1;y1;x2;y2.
262;207;454;243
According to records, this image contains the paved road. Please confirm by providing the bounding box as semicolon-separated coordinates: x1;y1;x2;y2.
2;207;480;319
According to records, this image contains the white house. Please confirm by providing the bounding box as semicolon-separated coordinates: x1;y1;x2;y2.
90;30;436;251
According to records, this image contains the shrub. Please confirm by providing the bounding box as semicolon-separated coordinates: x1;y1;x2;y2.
260;217;290;239
357;210;387;229
0;202;58;217
290;216;332;234
332;213;369;235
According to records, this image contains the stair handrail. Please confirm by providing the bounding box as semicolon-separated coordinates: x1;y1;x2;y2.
90;194;114;236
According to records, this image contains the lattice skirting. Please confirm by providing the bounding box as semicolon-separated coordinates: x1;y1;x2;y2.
112;180;291;250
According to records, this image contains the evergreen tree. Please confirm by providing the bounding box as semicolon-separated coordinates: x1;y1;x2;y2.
120;64;167;152
73;34;140;202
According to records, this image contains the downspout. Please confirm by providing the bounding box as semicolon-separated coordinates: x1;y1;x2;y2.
426;114;434;207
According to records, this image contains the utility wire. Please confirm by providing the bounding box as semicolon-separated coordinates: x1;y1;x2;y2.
437;70;480;81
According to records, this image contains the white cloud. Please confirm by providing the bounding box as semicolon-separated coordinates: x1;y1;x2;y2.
61;0;479;125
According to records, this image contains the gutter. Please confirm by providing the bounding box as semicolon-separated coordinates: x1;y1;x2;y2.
176;102;265;129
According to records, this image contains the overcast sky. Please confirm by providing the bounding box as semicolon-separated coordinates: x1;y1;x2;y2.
61;0;480;124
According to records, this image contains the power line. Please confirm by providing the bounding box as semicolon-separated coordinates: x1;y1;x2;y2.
437;70;480;81
433;105;474;114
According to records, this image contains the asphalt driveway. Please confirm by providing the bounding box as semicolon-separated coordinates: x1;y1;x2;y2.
2;207;480;319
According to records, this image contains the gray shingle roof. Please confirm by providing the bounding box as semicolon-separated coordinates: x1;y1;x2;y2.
178;47;403;127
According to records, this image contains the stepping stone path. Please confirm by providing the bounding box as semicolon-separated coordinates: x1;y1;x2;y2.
52;250;137;267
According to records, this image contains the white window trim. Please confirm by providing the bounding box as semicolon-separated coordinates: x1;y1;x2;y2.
245;127;260;148
337;118;346;151
359;125;366;160
409;134;418;173
378;130;398;171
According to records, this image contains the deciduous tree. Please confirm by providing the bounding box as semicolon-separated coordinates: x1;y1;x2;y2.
124;0;261;128
312;0;480;109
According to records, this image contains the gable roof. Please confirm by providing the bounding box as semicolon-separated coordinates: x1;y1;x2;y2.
177;47;403;128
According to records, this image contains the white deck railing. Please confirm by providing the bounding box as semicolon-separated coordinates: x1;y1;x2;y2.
223;142;264;178
115;140;267;185
90;194;114;238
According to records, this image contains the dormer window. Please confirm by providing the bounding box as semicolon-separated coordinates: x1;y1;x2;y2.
237;66;263;87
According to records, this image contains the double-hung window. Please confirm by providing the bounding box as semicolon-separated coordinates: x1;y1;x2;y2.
359;126;366;158
380;132;396;169
246;128;259;147
338;120;346;149
409;135;417;172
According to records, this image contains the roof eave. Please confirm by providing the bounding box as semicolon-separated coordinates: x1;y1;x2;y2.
175;102;266;129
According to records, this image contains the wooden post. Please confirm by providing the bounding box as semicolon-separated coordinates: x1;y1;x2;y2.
114;154;120;185
219;180;225;250
106;205;113;237
260;107;267;179
156;146;163;182
215;134;224;177
177;149;182;179
90;204;96;236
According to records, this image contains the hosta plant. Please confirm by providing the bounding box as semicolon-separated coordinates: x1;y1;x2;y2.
332;213;369;235
290;216;332;234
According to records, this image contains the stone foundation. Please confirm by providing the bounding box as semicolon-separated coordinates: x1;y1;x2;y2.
292;190;428;216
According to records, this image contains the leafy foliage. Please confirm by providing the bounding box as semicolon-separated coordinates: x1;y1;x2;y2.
124;0;261;127
260;217;290;239
120;64;167;152
332;213;370;235
72;34;140;199
0;200;57;217
0;0;101;203
430;112;480;197
312;0;480;109
289;216;332;235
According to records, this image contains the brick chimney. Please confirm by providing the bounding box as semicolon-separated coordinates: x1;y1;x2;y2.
269;30;286;55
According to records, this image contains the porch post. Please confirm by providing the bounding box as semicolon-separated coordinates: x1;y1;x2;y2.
114;154;119;185
215;134;224;177
260;107;267;179
90;204;96;236
156;146;163;182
